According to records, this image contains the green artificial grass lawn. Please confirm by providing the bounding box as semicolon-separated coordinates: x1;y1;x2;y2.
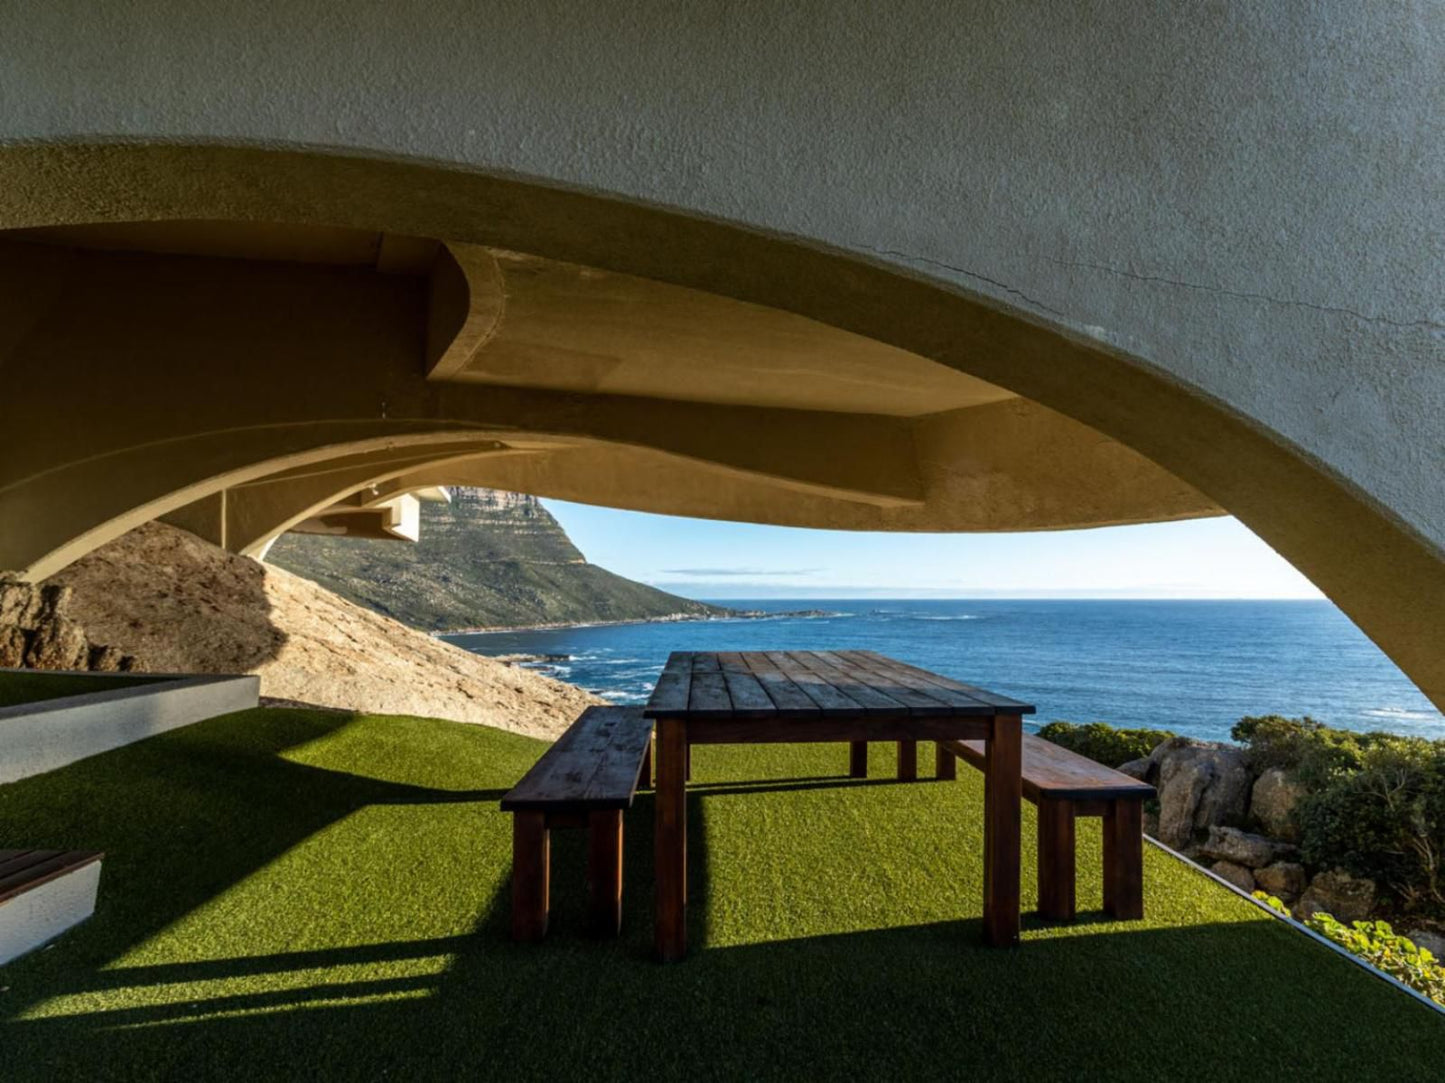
0;708;1440;1080
0;671;162;709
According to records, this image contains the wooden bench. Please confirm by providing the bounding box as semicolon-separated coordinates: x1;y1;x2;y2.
500;706;653;941
0;849;104;965
939;735;1155;921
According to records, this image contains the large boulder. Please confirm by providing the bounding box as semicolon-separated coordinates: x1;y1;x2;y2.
1251;767;1307;842
1198;826;1294;869
1211;860;1256;893
1405;929;1445;960
0;573;43;627
1255;861;1308;903
1295;868;1377;924
1150;738;1252;849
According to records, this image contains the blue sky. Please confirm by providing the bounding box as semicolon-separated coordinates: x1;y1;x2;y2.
543;501;1324;600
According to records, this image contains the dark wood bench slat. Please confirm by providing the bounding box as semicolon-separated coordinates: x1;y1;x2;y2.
501;707;654;812
0;850;103;905
946;735;1155;802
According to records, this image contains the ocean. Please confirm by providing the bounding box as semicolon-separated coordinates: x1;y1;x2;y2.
445;599;1444;743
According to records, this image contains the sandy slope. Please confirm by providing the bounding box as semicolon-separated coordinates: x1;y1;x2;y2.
45;522;599;738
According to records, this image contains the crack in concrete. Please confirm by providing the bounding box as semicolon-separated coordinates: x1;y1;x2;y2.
1044;257;1444;331
858;246;1068;319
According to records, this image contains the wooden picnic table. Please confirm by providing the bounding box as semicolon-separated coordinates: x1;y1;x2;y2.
643;649;1035;961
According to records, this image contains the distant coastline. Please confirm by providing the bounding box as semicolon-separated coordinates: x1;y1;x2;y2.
438;608;831;637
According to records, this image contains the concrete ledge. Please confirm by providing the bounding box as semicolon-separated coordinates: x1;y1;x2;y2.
0;670;260;784
0;859;102;966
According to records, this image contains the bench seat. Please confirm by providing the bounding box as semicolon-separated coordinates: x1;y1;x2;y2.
941;735;1155;921
501;706;653;941
0;849;104;965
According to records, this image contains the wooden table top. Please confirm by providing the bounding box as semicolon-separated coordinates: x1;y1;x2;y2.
643;650;1034;720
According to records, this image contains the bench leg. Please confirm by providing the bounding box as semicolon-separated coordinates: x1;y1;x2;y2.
849;740;868;778
1103;799;1145;920
1037;797;1076;921
897;740;918;782
587;809;625;937
655;717;688;962
935;742;957;781
982;713;1022;947
511;812;550;942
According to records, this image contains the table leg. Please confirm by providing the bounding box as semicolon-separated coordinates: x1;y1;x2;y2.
655;717;688;961
982;713;1022;946
897;740;918;781
935;742;957;780
849;740;868;778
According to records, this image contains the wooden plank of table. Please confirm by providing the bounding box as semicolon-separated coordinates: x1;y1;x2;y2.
713;652;781;717
687;653;735;718
813;650;954;715
789;651;911;715
645;652;694;716
739;653;820;713
764;651;868;716
837;650;996;713
851;650;1036;714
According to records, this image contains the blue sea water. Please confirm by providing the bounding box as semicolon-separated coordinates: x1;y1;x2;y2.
445;599;1443;743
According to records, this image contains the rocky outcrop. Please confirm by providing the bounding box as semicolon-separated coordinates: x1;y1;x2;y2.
0;574;141;673
1198;826;1295;869
1255;861;1308;904
1140;738;1252;850
1296;868;1377;924
1251;767;1306;842
42;522;600;737
1211;860;1256;893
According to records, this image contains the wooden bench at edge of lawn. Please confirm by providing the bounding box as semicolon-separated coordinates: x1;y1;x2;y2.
0;849;104;965
500;706;653;941
940;735;1155;921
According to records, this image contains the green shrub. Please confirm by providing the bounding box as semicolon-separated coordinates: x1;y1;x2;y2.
1304;913;1445;1006
1296;737;1445;910
1230;714;1380;787
1036;721;1173;769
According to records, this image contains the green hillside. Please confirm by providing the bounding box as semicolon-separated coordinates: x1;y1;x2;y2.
265;488;729;632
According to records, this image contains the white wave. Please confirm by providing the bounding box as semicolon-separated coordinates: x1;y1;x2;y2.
1364;707;1442;722
913;615;980;621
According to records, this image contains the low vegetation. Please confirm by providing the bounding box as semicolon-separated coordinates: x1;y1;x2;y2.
1;708;1441;1079
1035;720;1175;768
1233;716;1445;913
1255;892;1445;1006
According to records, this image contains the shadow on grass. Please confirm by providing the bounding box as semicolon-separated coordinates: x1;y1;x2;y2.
3;716;1443;1080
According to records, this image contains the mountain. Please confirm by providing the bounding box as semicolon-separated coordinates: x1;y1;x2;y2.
265;488;731;632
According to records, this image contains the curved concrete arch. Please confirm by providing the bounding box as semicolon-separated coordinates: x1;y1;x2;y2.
0;135;1439;708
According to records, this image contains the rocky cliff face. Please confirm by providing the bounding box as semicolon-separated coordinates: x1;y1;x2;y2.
265;488;729;632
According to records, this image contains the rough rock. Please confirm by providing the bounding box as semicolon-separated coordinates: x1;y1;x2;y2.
1251;767;1307;842
1117;756;1153;781
1295;868;1377;924
87;644;128;672
1211;860;1256;893
1142;808;1160;840
1198;826;1294;869
1150;737;1251;849
1255;861;1308;902
0;624;26;667
23;617;90;669
0;574;44;627
42;521;602;738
